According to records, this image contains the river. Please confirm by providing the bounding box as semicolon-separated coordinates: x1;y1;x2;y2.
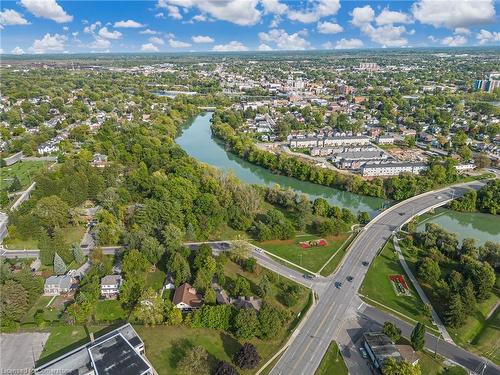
176;113;500;243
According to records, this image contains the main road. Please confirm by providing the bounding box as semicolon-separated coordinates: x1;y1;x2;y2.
270;180;497;375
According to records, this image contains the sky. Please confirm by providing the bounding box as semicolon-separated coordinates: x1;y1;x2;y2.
0;0;499;55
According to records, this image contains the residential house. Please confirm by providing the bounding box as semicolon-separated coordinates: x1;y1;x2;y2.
163;273;175;291
231;296;262;311
101;275;122;299
172;283;203;310
44;275;73;296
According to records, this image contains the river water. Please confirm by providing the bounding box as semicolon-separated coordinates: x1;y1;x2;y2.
176;113;500;244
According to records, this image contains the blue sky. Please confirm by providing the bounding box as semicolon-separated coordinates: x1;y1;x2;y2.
0;0;499;54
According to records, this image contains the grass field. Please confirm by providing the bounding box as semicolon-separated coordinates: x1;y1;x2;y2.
252;234;349;273
360;240;434;328
315;341;348;375
145;269;166;291
95;300;127;322
1;160;49;191
319;232;356;276
4;225;86;249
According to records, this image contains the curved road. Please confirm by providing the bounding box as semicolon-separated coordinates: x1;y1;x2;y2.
270;180;500;375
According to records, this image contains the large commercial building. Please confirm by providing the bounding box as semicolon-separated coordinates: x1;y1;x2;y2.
474;73;500;93
363;332;418;370
35;324;154;375
361;162;428;177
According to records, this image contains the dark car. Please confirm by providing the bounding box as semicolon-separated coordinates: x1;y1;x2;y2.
346;276;354;282
335;281;343;289
362;261;369;266
303;274;315;280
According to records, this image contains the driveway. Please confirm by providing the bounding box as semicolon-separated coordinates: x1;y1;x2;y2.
0;332;50;372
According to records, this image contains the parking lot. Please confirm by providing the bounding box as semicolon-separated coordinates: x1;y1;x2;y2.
0;332;50;372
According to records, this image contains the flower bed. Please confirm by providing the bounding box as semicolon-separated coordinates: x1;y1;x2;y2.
389;274;411;296
299;239;328;249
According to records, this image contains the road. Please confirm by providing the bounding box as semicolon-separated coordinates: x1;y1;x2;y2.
270;180;491;375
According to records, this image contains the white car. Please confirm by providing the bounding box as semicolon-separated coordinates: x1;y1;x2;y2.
359;347;368;359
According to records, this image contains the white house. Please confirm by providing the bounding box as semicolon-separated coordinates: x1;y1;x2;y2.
100;275;122;299
361;162;428;177
163;273;175;291
44;275;72;296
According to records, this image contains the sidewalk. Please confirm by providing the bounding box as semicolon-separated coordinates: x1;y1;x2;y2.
393;237;454;344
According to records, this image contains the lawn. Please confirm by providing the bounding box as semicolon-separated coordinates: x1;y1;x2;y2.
145;269;166;291
315;341;348;375
252;233;349;273
3;225;86;250
1;160;49;191
319;232;356;276
360;240;434;329
94;299;127;322
22;296;54;323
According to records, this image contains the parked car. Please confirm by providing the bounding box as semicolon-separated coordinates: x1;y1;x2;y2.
335;281;343;289
303;274;315;280
359;347;368;359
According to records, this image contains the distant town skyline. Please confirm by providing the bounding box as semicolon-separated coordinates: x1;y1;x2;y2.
0;0;499;54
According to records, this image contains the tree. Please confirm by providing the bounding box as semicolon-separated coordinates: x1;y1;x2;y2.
54;252;67;275
178;346;210;375
383;357;422;375
234;308;259;339
357;211;370;225
281;284;301;307
259;303;283;339
230;241;252;262
120;279;143;309
72;243;85;264
34;195;70;230
383;321;401;342
122;249;149;279
233;276;251;296
8;176;22;192
0;280;29;323
141;236;165;265
132;288;164;326
234;343;261;369
461;279;476;311
258;275;272;297
410;322;425;351
445;293;466;328
169;252;191;287
458;145;472;161
214;361;239;375
474;153;491;169
161;223;184;251
166;306;183;326
416;257;441;285
244;257;257;273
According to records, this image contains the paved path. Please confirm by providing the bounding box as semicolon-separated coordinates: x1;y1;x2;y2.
270;180;488;375
393;236;454;343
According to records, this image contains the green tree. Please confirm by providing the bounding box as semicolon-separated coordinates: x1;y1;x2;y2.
234;308;260;339
120;279;143;309
445;293;466;328
233;276;251;296
0;280;29;323
383;321;401;342
258;303;283;339
72;243;85;264
417;257;441;285
383;357;422;375
169;252;191;287
122;249;149;280
54;252;67;275
178;346;210;375
166;306;183;326
34;195;70;230
234;343;261;370
8;176;22;192
132;288;164;326
357;211;370;225
410;322;425;351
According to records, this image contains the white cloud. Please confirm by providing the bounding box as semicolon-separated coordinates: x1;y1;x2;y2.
30;33;67;53
192;14;207;22
88;37;111;49
158;0;261;26
375;8;412;26
141;43;159;52
322;41;334;49
98;27;122;40
454;27;470;35
20;0;72;23
259;28;310;50
428;35;438;43
335;38;363;49
258;43;273;51
167;5;183;20
351;5;374;27
0;9;29;26
441;35;467;46
212;40;248;51
351;6;409;47
412;0;495;29
192;35;214;43
149;36;164;45
317;21;343;34
287;0;340;23
84;21;101;34
11;46;25;55
168;39;191;48
155;12;165;19
476;29;500;45
140;29;158;35
261;0;288;15
114;20;144;28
